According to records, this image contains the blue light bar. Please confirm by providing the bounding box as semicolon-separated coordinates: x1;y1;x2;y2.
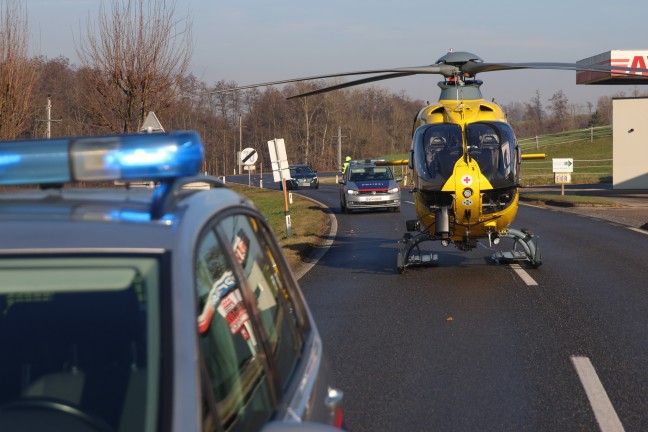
0;131;204;186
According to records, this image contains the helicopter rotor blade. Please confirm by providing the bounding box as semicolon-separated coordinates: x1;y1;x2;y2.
286;72;417;99
462;60;648;77
202;65;452;95
202;55;648;98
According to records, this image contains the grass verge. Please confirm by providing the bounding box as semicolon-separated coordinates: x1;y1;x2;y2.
519;192;619;207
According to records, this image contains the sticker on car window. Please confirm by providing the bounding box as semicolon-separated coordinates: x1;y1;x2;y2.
233;229;250;265
197;270;236;333
218;290;256;347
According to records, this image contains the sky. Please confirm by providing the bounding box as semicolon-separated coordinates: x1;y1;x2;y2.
23;0;648;107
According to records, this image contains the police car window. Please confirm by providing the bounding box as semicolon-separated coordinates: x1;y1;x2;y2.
0;257;160;431
218;214;304;392
349;168;365;181
195;229;274;431
368;167;392;180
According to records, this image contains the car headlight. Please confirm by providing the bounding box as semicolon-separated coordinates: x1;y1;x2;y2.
388;187;400;194
347;189;359;195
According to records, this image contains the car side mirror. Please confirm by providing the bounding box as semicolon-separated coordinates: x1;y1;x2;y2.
408;150;414;170
338;180;345;185
396;177;403;182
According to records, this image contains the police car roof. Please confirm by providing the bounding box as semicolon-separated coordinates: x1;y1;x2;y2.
0;186;246;251
0;132;249;251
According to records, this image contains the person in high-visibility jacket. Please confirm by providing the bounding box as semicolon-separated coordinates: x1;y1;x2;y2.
341;156;351;174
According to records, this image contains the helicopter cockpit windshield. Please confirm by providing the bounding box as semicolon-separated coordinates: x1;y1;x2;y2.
413;123;463;189
412;121;519;191
465;121;519;189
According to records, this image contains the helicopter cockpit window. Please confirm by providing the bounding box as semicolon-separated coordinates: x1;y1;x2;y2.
466;121;518;188
413;123;463;187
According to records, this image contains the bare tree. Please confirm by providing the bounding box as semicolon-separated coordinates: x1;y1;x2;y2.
77;0;192;133
547;90;569;132
522;90;544;137
0;0;37;139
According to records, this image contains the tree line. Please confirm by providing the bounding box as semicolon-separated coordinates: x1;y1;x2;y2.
2;0;645;175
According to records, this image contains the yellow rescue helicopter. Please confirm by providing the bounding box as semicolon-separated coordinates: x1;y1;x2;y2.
212;50;648;272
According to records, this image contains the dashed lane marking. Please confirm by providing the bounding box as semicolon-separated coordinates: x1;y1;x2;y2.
509;263;538;286
571;356;625;432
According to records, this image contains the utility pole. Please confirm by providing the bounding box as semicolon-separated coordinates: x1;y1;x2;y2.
238;116;242;174
38;95;62;138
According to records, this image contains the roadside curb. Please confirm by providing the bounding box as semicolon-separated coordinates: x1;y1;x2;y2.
291;193;338;280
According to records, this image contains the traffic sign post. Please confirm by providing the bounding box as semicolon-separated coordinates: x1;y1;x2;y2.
268;139;292;238
552;158;574;173
267;139;290;182
140;111;165;133
241;147;258;186
241;147;258;165
553;158;574;196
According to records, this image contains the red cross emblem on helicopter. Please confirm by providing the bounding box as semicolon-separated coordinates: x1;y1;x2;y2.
461;175;473;186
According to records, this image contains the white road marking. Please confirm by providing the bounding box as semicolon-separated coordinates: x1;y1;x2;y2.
405;200;415;205
629;227;648;236
571;356;625;432
509;263;538;286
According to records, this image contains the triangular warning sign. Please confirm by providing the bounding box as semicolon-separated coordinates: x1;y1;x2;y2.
140;112;165;133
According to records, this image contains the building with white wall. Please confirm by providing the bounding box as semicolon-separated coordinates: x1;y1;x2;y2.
578;51;648;189
612;97;648;189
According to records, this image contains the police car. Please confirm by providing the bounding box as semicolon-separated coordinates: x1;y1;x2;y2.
339;160;401;214
0;132;344;431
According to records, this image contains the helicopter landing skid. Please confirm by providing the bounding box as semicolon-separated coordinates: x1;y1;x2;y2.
396;232;439;274
492;228;542;268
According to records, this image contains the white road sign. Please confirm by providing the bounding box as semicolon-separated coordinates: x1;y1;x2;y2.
553;158;574;173
240;147;258;165
267;139;290;182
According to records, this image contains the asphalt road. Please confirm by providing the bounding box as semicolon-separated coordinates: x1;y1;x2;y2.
292;181;648;431
229;174;648;431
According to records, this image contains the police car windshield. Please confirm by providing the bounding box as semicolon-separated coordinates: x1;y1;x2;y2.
0;256;161;431
349;166;393;182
